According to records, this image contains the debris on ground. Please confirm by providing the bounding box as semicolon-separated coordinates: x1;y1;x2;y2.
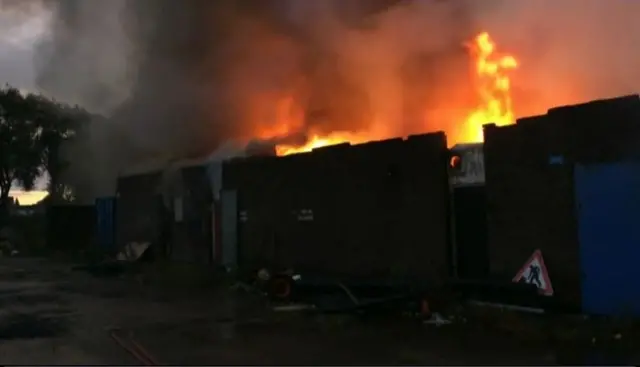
5;257;640;365
423;312;452;326
116;242;151;262
71;242;158;279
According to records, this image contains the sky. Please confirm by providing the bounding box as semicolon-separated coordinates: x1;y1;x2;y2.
0;6;50;205
4;0;640;206
0;5;47;90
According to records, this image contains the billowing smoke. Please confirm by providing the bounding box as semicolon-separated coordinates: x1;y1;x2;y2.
34;0;133;114
3;0;640;200
30;0;481;199
475;0;640;117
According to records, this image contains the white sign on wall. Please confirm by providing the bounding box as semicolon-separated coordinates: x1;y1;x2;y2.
450;143;485;187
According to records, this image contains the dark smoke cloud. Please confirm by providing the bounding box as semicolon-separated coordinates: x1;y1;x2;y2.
41;0;477;199
7;0;639;200
11;0;503;199
33;0;132;114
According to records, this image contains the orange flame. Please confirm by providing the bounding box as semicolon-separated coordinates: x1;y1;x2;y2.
458;32;518;143
254;96;370;156
263;31;517;156
274;131;368;156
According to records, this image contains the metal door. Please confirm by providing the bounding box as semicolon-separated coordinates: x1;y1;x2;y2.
575;162;640;316
452;186;489;279
221;190;238;269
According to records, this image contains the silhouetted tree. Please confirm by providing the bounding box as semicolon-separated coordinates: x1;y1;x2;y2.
0;86;42;222
0;85;90;223
25;94;90;203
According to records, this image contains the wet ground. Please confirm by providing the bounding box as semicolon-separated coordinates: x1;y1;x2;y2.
0;257;633;365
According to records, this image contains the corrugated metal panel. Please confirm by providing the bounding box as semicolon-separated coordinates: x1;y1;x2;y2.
483;94;640;311
115;171;163;248
575;162;640;316
95;197;116;249
223;132;451;286
221;190;238;269
170;164;213;264
484;121;581;309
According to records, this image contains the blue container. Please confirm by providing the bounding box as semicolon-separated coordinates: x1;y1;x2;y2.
95;197;116;249
575;161;640;316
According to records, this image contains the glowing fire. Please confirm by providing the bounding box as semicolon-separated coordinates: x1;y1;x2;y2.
459;32;518;143
275;131;366;156
262;31;517;156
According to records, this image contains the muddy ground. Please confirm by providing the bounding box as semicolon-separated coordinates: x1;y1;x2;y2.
0;257;635;365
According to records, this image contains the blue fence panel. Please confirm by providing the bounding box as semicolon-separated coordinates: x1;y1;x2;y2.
95;197;116;249
575;162;640;316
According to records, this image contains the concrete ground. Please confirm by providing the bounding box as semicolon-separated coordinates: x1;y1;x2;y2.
0;257;632;365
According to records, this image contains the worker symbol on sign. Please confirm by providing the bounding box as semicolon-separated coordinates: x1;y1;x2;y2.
526;264;542;288
512;249;554;296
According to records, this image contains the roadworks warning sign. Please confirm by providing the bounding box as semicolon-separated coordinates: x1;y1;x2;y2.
512;249;554;296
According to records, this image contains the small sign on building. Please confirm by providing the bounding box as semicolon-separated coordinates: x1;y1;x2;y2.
292;209;313;221
449;143;485;187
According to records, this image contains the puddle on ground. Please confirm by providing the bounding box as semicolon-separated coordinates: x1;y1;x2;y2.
0;313;70;340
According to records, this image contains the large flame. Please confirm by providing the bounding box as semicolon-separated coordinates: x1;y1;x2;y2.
457;32;518;143
275;131;367;156
260;31;517;156
254;96;373;156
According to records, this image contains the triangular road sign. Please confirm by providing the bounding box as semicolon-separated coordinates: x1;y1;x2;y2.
512;249;554;296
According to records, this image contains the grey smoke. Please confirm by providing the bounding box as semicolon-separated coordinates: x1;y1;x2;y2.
34;0;133;114
1;0;639;200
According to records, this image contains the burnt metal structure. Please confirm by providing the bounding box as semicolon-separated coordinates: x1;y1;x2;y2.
107;94;640;314
222;132;451;287
483;94;640;311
